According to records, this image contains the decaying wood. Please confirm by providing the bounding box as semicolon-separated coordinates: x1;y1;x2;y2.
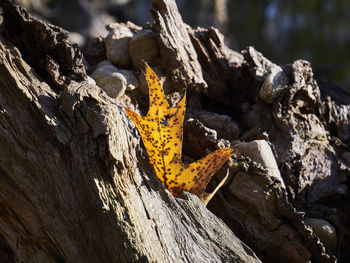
151;0;207;92
1;0;350;262
0;1;260;262
0;1;86;89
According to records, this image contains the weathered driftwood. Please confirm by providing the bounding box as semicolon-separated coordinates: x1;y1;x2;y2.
206;48;349;262
0;1;261;262
1;0;350;262
151;0;207;92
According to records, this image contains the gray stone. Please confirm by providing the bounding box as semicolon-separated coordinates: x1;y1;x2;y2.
92;60;139;94
91;61;127;98
105;23;135;68
234;140;285;188
129;30;159;69
304;218;337;250
68;31;85;47
116;69;139;91
259;65;289;103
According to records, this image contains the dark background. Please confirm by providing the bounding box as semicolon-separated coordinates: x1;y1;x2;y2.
16;0;350;92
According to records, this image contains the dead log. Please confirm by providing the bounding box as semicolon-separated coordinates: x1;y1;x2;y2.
1;0;350;262
0;1;261;262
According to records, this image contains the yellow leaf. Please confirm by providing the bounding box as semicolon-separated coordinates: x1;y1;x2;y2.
124;65;233;197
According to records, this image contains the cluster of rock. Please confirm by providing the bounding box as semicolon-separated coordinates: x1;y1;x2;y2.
86;22;159;99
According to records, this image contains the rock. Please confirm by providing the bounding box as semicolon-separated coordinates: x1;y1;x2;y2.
91;61;127;98
117;69;139;91
68;32;86;47
234;140;285;188
259;65;289;103
304;218;337;250
129;30;159;69
105;23;136;68
92;60;139;92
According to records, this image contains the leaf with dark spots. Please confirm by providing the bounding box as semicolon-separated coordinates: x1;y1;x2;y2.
123;65;233;200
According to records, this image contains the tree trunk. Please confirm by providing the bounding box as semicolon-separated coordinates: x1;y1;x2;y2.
1;0;349;262
0;1;260;262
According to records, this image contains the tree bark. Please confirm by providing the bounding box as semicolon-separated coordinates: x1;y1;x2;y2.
0;1;260;262
1;0;349;262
